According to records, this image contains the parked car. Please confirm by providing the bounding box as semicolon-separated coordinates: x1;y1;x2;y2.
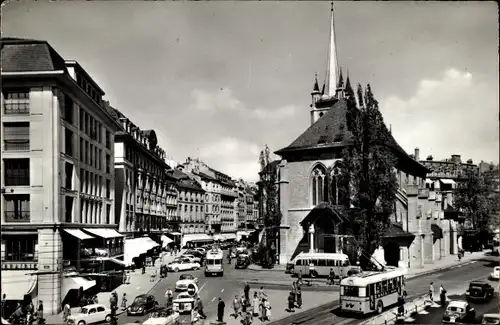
66;304;112;325
172;292;196;315
482;313;500;325
185;250;205;261
142;306;179;325
195;247;206;254
490;267;500;280
167;257;201;272
442;300;476;324
175;274;199;291
235;254;250;269
127;294;158;316
465;281;495;302
181;254;202;264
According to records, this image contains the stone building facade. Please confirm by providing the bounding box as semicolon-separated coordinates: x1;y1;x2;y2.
1;38;121;314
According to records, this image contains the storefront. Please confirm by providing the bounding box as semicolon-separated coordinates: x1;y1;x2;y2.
61;273;96;307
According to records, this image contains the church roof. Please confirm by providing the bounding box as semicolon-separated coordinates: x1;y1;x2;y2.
276;98;352;155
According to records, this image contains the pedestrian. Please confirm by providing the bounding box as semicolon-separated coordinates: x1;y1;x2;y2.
243;309;253;325
258;286;267;300
165;288;173;306
217;297;225;323
297;270;303;285
252;292;260;317
290;282;297;305
296;282;302;309
121;293;127;310
287;292;295;313
152;255;156;267
397;292;405;317
241;294;248;314
142;263;146;275
232;295;241;319
328;268;335;285
429;282;434;303
37;301;44;325
63;303;71;323
195;297;207;319
1;293;6;320
244;282;250;303
439;285;447;306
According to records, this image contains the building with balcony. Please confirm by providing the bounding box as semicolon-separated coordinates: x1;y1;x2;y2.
181;158;238;241
1;38;122;314
169;168;210;248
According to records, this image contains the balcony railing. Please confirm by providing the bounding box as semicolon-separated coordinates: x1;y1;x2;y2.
4;141;30;151
4;211;30;222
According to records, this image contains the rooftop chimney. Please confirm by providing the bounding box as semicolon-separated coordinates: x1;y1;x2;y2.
451;154;461;164
467;159;473;164
414;148;420;161
426;155;433;161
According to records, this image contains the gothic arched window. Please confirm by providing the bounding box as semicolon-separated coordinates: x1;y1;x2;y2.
311;165;328;206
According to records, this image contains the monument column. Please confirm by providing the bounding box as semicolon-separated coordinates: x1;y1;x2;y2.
309;224;315;253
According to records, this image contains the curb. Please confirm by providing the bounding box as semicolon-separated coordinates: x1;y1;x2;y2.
247;264;286;272
246;281;338;292
267;300;340;325
406;260;476;280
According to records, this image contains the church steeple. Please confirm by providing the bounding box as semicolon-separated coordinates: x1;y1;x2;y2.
345;70;355;99
324;1;339;98
311;73;321;106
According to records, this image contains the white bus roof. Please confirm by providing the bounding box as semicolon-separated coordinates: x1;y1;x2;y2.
340;269;405;287
295;252;349;259
206;249;223;257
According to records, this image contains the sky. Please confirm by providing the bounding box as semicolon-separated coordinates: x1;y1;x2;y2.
2;1;498;182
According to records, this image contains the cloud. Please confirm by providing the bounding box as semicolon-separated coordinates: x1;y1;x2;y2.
190;88;298;119
199;137;261;181
381;68;499;163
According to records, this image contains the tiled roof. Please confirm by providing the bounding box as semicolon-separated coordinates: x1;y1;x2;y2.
299;202;348;227
177;179;204;192
197;171;216;181
1;38;67;72
170;169;190;180
276;99;352;154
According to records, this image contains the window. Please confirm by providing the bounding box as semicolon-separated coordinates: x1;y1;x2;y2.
343;286;359;297
62;94;74;124
4;194;30;222
105;130;111;149
106;204;111;224
96;307;105;313
106;154;111;173
65;162;74;190
106;179;111;198
64;128;74;156
3;122;29;151
4;159;30;186
4;235;37;261
80;169;85;192
65;196;74;222
3;90;30;115
317;259;326;267
79;110;85;131
311;165;327;206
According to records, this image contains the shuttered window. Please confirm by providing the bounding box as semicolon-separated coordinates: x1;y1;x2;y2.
3;122;29;151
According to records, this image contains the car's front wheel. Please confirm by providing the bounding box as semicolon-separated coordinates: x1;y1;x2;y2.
78;321;86;325
105;315;112;322
174;267;179;272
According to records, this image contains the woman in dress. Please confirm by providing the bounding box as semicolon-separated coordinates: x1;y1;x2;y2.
252;292;260;317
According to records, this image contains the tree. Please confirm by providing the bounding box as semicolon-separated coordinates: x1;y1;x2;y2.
455;170;498;232
338;84;398;267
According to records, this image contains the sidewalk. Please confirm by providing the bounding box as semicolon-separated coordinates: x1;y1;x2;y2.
404;250;482;279
45;250;187;324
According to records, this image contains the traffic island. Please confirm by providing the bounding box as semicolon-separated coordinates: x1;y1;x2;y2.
246;279;338;292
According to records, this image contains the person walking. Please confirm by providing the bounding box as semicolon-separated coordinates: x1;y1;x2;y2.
244;282;250;304
217;298;225;323
165;288;173;307
290;282;297;305
36;301;44;325
258;287;267;300
121;293;128;311
287;292;295;313
439;285;447;305
297;270;303;285
232;295;241;319
296;282;302;309
63;303;71;323
195;297;206;319
328;268;335;285
429;282;435;303
252;292;260;317
241;294;248;315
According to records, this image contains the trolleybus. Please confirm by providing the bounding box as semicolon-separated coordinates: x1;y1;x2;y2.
205;248;224;277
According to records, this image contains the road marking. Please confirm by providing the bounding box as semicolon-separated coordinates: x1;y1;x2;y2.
198;282;207;294
221;289;224;292
212;297;216;302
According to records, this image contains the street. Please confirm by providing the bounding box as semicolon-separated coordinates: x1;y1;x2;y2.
274;253;499;325
117;251;338;325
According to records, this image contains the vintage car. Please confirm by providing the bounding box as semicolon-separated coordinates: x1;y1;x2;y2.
482;314;500;325
185;250;205;261
235;254;250;269
490;266;500;280
194;247;206;254
175;274;199;291
127;294;158;316
180;254;202;264
172;292;196;315
142;306;180;325
442;300;476;324
66;304;112;325
465;281;495;302
167;257;201;272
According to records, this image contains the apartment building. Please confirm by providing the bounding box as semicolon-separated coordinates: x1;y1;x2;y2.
1;38;122;314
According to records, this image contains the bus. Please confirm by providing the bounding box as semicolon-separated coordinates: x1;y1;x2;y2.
205;248;224;277
339;269;405;315
292;252;359;279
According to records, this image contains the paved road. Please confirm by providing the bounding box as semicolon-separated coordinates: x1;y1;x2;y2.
276;254;499;325
410;293;499;324
117;250;300;325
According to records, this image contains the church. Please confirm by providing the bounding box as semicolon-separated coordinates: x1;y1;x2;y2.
270;3;460;269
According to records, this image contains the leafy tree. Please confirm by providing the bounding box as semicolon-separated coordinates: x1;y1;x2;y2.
337;84;398;267
455;169;499;231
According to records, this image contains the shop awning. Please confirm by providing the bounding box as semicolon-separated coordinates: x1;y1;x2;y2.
62;276;96;294
425;179;433;184
223;233;237;240
124;237;159;266
169;232;182;236
1;271;37;300
182;234;213;247
83;228;123;239
213;234;226;241
440;179;456;185
63;229;94;240
109;258;131;267
161;235;173;248
431;224;443;240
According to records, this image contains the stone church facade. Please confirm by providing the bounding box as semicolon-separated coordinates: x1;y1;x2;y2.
269;4;459;270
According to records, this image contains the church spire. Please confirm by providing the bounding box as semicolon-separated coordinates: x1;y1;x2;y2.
313;73;320;92
345;69;355;99
325;1;339;97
